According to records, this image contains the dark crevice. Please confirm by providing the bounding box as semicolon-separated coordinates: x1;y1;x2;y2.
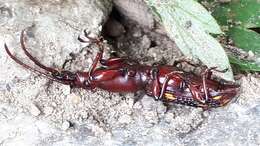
150;40;157;47
101;5;181;64
102;7;125;38
249;27;260;34
110;7;123;22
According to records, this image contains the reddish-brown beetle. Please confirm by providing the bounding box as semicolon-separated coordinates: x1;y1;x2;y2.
4;30;239;109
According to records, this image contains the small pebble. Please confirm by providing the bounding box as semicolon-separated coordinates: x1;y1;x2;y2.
62;86;71;96
118;115;132;124
44;106;54;116
87;58;93;64
132;101;142;109
62;120;71;130
98;25;102;31
164;112;174;123
51;102;57;107
203;110;210;117
68;93;81;104
103;17;125;37
248;50;254;58
141;35;151;50
256;58;260;65
127;98;134;107
133;30;142;37
257;133;260;145
30;104;41;116
218;0;231;3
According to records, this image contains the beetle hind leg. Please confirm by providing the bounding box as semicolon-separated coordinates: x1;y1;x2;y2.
201;67;229;102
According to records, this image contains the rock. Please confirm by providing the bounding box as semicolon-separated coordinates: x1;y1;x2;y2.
62;85;71;96
1;0;112;76
68;93;81;104
132;29;142;37
218;0;231;3
103;17;125;37
118;114;132;124
248;50;255;59
30;104;41;117
140;35;151;50
51;102;57;107
113;0;154;28
256;57;260;66
43;106;54;116
0;0;112;144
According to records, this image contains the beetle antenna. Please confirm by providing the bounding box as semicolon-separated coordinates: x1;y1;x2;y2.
20;29;56;72
4;44;71;85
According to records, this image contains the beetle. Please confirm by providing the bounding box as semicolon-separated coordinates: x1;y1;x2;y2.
4;29;239;109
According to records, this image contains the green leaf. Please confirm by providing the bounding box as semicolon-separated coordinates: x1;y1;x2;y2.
229;56;260;72
228;27;260;54
212;0;260;54
145;0;234;81
146;0;223;34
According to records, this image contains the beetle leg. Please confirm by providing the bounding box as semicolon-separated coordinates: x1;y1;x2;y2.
100;57;127;68
100;57;138;67
201;67;229;101
78;29;103;43
188;83;206;104
151;69;183;101
88;49;104;77
87;39;106;79
78;29;105;73
203;67;228;79
162;100;172;113
173;58;201;68
78;30;107;79
158;71;184;100
83;29;103;42
151;67;161;100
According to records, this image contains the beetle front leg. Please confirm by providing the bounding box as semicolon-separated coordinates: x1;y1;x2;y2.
173;58;201;68
100;57;127;68
88;49;104;77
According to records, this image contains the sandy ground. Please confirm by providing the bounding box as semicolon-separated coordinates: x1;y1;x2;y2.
0;0;259;146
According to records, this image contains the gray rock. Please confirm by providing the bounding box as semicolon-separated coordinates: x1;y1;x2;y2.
30;103;41;116
113;0;154;28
